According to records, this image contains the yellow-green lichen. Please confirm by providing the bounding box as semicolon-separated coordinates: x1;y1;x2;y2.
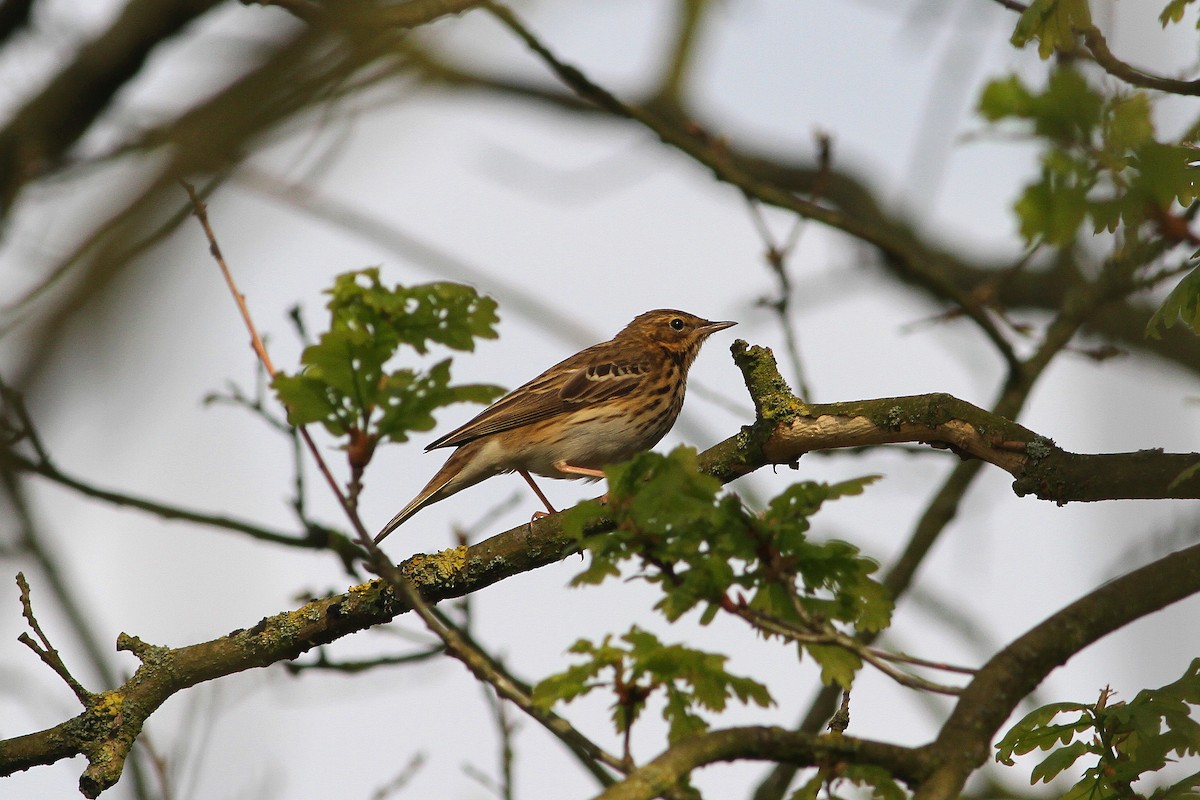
730;340;808;423
404;545;469;585
92;691;124;718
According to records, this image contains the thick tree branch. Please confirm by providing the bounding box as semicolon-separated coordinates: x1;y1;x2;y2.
915;539;1200;800
0;0;33;49
715;340;1200;503
592;727;931;800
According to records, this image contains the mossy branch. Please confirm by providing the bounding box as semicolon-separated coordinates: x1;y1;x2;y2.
727;340;1200;503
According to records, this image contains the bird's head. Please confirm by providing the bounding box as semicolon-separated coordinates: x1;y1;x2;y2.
618;309;737;366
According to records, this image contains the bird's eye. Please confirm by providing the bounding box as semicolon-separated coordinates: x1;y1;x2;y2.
670;318;684;331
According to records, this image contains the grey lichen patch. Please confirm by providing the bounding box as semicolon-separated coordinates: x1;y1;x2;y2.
467;550;507;575
268;612;302;643
884;405;905;430
1025;435;1055;463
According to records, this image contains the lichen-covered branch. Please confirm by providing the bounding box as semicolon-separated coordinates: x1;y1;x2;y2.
0;522;576;795
5;338;1199;794
726;340;1200;503
591;727;931;800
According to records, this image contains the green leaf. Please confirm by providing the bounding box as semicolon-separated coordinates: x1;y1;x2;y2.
1011;0;1093;59
534;626;773;744
1159;0;1198;27
1148;773;1200;800
1031;740;1092;783
979;76;1034;121
1059;773;1108;800
841;765;910;800
998;661;1200;800
849;574;894;633
375;360;504;444
979;69;1102;142
1015;169;1089;245
323;270;500;355
531;635;623;709
605;446;723;535
1147;263;1200;337
996;702;1092;764
571;452;888;666
1133;142;1199;208
1105;94;1155;153
271;373;347;434
789;773;825;800
663;686;709;743
271;269;503;454
807;644;862;689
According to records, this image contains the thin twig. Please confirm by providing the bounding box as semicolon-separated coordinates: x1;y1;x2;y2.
15;573;93;705
1079;24;1200;96
866;647;977;676
746;195;811;401
184;184;625;788
724;589;967;695
481;0;1021;373
181;180;372;545
0;380;362;560
182;182;278;376
284;644;445;674
369;753;426;800
4;445;341;551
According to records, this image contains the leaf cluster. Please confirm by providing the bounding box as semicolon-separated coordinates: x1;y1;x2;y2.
979;68;1197;248
995;658;1200;800
1160;0;1200;28
532;626;772;744
561;447;891;688
1010;0;1093;60
271;269;504;473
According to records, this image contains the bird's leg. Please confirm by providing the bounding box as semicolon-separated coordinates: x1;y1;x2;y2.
519;470;558;519
553;460;606;479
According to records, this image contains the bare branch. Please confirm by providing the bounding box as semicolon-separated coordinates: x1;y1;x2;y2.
14;573;93;706
0;377;364;563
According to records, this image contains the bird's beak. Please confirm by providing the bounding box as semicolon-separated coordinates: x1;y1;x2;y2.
702;319;737;333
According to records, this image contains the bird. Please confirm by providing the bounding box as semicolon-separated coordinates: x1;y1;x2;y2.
374;309;736;543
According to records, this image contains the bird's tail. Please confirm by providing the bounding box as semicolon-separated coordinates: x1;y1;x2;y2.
373;442;495;544
373;477;449;543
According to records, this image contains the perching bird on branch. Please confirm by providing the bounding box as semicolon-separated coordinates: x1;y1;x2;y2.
375;309;736;542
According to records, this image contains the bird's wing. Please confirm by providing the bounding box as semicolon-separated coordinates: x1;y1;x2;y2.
426;347;654;450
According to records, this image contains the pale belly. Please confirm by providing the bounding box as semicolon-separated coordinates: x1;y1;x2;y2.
513;404;675;478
